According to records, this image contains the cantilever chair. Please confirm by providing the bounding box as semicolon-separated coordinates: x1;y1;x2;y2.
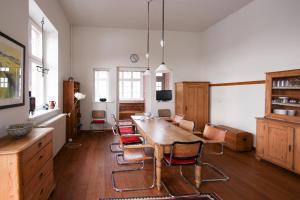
158;109;171;119
179;119;195;132
162;140;203;196
110;114;135;153
90;110;106;131
199;124;230;183
112;144;155;192
170;114;184;125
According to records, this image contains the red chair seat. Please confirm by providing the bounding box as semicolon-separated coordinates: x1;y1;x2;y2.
121;136;142;145
92;119;105;124
119;127;134;134
163;154;196;165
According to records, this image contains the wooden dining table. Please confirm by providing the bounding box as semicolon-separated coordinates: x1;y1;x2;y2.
131;116;203;191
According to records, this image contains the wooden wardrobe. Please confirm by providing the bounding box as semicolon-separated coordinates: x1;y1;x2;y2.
175;82;209;131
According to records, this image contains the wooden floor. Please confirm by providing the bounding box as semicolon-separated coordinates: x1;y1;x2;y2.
50;132;300;200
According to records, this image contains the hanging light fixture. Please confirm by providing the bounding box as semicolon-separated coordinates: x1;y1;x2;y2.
144;0;151;76
36;18;50;76
156;0;170;73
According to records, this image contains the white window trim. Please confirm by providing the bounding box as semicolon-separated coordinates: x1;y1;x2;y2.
93;68;110;102
29;18;47;110
119;71;144;101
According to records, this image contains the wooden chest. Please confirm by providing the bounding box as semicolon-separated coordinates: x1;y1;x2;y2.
0;128;55;200
217;125;253;152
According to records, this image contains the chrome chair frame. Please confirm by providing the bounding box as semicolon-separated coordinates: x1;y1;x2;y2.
111;145;156;192
162;141;203;197
199;124;230;183
110;114;135;153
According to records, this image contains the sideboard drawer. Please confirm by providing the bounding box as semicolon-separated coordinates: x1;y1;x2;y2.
22;142;52;185
21;132;52;164
28;172;54;200
23;159;53;200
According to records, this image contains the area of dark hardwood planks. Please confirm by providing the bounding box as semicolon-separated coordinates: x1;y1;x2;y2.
50;132;300;200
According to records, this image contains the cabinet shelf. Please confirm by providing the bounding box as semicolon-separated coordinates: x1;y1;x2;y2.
272;102;300;108
272;87;300;90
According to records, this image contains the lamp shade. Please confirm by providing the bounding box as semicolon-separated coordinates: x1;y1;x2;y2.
74;92;86;100
156;62;170;73
144;68;151;76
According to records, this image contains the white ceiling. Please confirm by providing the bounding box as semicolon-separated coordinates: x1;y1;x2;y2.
59;0;253;32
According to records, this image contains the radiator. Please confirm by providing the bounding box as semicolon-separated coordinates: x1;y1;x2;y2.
39;114;66;156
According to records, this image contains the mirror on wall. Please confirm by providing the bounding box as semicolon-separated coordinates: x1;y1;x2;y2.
156;72;172;101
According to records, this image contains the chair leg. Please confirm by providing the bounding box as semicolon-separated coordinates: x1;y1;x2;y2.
179;166;200;194
116;153;144;165
201;162;229;183
110;142;123;153
111;158;156;192
162;165;200;197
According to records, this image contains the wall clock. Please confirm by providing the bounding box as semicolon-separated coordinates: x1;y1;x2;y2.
130;54;139;63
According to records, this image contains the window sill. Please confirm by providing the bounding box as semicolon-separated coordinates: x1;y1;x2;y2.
28;108;60;120
119;100;145;103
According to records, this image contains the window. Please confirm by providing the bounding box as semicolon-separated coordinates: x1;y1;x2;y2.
119;71;143;100
0;77;8;88
156;82;162;91
94;70;109;102
29;20;45;109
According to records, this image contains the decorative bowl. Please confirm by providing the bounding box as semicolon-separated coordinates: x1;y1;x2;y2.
7;123;33;138
287;110;296;116
144;112;151;118
273;109;287;115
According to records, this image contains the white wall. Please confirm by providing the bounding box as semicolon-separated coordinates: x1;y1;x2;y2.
198;0;300;136
71;27;201;130
0;0;29;137
0;0;70;137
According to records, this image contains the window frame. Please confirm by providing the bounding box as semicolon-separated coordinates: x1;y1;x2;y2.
94;68;110;102
29;19;46;109
119;71;144;101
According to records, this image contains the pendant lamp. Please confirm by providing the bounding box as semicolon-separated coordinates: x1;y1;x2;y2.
144;0;151;76
156;0;170;73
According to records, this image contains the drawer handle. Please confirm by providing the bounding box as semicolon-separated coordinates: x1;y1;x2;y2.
39;155;43;160
38;142;43;147
40;188;44;195
39;172;44;179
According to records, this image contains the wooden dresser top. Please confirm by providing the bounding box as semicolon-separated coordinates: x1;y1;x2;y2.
0;128;54;155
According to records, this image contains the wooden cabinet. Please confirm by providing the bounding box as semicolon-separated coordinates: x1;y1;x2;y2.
265;69;300;123
63;80;81;141
0;128;55;200
256;118;300;172
256;69;300;174
175;82;209;131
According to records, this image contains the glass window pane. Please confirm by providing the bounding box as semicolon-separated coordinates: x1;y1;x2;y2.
31;25;42;59
123;72;131;79
31;62;44;107
94;70;109;101
133;72;141;79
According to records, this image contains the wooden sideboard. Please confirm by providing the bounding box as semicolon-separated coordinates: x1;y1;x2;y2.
256;69;300;174
0;128;55;200
256;118;300;174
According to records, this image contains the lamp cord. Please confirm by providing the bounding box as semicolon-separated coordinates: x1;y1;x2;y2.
147;0;150;70
41;18;45;70
161;0;165;63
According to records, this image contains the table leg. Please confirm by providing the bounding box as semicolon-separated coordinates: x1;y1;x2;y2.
195;164;201;188
155;145;163;191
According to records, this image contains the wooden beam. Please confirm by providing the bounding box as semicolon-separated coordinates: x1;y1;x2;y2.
209;80;265;87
